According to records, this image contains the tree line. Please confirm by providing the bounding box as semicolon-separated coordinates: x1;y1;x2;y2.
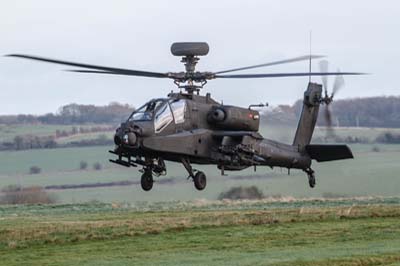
263;96;400;128
0;134;113;151
0;125;114;151
1;97;399;128
0;102;134;125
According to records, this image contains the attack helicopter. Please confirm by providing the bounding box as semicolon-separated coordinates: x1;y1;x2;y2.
7;42;364;191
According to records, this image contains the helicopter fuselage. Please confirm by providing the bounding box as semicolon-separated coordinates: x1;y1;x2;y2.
112;91;311;174
110;82;353;191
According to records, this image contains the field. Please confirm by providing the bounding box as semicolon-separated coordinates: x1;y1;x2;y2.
1;124;400;265
0;123;400;203
0;123;113;143
0;199;400;265
0;143;399;203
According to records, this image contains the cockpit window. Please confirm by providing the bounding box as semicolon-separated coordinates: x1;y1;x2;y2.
129;99;165;122
170;99;186;124
154;102;173;133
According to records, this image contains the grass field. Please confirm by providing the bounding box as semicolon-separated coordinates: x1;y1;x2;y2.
0;145;400;202
0;199;400;265
0;123;114;143
0;143;400;203
0;125;400;203
1;125;400;265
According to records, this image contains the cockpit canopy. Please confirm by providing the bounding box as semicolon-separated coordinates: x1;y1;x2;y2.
128;98;187;133
129;99;166;122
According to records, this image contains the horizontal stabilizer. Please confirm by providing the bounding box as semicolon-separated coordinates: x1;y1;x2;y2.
305;145;354;162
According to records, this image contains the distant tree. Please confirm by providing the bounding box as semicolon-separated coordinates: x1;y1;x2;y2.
218;186;264;200
29;166;41;175
43;137;57;149
371;146;381;152
71;126;78;135
93;162;102;171
0;185;56;205
375;132;400;143
14;136;24;150
80;161;88;170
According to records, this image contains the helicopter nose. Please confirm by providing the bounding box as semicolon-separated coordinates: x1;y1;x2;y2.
114;127;123;145
122;132;137;146
114;134;122;145
114;131;138;146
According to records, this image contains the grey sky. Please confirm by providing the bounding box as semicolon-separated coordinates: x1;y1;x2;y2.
0;0;399;114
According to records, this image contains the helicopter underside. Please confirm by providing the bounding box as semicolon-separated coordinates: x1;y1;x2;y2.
110;126;353;192
109;130;313;185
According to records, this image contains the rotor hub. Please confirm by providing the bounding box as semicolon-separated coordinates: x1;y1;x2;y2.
170;42;211;93
181;56;199;73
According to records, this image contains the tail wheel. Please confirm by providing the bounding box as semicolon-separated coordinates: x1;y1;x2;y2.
141;170;153;191
308;173;316;188
304;168;316;188
193;171;207;190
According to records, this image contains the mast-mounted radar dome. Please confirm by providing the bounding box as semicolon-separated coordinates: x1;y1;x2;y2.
170;42;209;57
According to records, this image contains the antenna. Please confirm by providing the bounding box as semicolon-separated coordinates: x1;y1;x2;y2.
309;30;312;82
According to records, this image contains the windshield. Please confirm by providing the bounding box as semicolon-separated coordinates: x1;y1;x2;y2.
170;99;186;124
128;99;166;122
154;101;173;133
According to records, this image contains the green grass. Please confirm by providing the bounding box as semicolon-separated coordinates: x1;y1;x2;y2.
0;201;400;265
56;132;114;144
0;146;111;175
0;143;400;203
1;125;400;203
0;124;113;142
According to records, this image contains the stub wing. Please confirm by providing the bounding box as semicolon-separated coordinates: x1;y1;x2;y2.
212;131;263;139
305;144;354;162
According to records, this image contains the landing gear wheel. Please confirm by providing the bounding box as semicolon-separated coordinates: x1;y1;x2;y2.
308;173;316;188
193;171;207;190
141;170;153;191
304;168;316;188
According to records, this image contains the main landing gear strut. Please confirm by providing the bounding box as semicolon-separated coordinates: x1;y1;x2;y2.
304;168;316;188
181;158;207;190
109;150;167;192
140;158;166;191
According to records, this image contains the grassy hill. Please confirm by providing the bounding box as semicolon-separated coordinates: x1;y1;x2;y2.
0;199;400;265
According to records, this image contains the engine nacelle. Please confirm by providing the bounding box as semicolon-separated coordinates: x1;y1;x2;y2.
207;106;260;131
208;108;226;122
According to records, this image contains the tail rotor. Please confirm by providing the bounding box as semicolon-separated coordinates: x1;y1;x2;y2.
318;60;346;137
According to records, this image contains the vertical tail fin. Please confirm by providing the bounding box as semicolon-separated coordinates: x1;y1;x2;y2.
293;82;322;147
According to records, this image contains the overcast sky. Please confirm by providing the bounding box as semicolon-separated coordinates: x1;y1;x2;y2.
0;0;399;114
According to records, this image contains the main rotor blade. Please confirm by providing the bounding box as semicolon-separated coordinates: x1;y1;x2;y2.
66;70;127;75
319;60;329;96
215;55;325;74
6;54;168;78
332;70;345;97
215;72;366;79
